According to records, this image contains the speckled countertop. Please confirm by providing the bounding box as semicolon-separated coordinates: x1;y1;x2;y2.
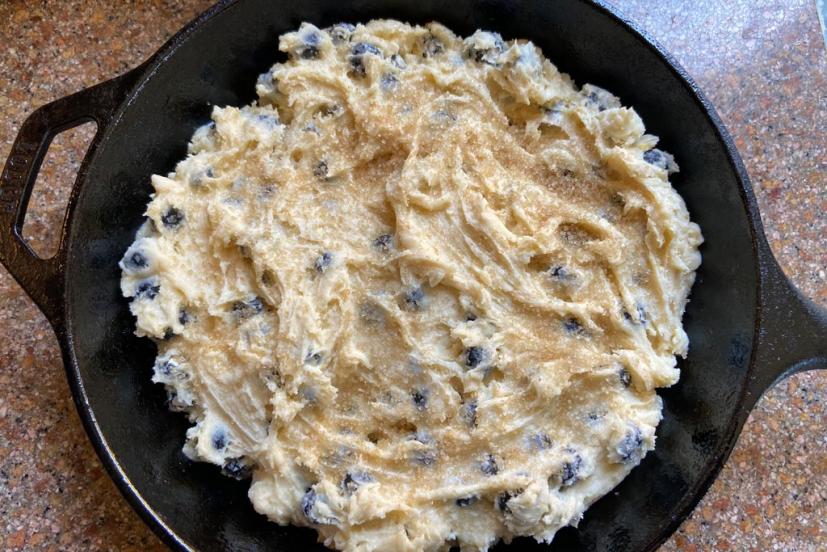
0;1;824;550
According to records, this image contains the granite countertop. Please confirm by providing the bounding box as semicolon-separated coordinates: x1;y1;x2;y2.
0;1;824;550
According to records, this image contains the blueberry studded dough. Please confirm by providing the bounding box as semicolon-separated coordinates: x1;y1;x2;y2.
120;20;702;552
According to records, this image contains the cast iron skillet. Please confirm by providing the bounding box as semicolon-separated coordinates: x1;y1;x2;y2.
1;0;825;550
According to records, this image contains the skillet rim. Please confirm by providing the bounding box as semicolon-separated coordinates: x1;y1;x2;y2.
57;0;766;550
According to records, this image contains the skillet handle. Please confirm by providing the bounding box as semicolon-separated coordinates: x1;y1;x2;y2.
742;242;827;416
0;71;138;323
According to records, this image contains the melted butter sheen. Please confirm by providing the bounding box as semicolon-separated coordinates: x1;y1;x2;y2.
120;20;702;552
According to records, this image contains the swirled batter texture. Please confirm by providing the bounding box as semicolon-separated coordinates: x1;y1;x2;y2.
120;20;702;552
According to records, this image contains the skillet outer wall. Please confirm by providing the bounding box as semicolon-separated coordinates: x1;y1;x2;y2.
58;0;767;550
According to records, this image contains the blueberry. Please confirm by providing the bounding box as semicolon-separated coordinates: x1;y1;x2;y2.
178;308;190;325
135;280;160;300
313;160;329;179
462;400;478;427
403;287;425;310
643;149;668;169
349;43;382;76
301;385;318;403
480;453;499;476
328;23;355;44
166;390;178;405
432;109;457;123
301;488;318;522
619;367;632;387
161;207;184;228
514;43;541;70
587;412;603;422
349;56;368;76
231;296;264;319
301;488;338;525
413;450;437;466
412;431;433;445
380;73;398;92
528;432;552;451
314;251;333;273
561;453;583;486
464;346;484;368
359;302;385;325
340;470;373;495
422;34;444;57
586;90;615;112
125;251;148;270
390;54;406;69
158;358;176;377
466;31;505;65
497;490;523;513
497;492;511;512
563;317;586;336
549;265;573;281
622;304;647;325
264;368;283;389
300;45;319;59
305;351;324;365
636;304;648;325
191;169;213;186
222;457;252;479
299;40;320;59
543;104;565;126
255;113;279;128
249;297;263;313
412;389;428;411
256;69;275;87
616;427;644;463
373;233;393;252
320;104;342;117
455;496;479;507
362;42;391;60
211;429;228;450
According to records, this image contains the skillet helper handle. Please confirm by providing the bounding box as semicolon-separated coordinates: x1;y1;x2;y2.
0;72;136;323
744;248;827;413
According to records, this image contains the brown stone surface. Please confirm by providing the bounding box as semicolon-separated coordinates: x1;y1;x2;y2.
0;0;824;550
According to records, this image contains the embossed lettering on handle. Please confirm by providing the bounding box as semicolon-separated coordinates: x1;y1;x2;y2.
0;143;38;214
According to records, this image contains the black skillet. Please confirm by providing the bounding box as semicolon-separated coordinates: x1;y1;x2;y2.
1;0;825;550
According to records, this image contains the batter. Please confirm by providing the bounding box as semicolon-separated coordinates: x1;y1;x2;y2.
120;20;702;551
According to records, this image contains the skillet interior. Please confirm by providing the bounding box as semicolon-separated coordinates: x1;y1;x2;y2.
63;0;758;549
